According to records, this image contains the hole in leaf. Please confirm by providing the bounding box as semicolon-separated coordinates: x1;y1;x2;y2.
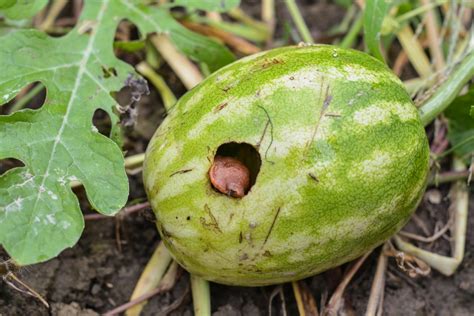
101;66;118;78
115;75;150;129
0;158;25;176
92;109;112;137
1;82;46;115
210;142;262;198
114;19;144;62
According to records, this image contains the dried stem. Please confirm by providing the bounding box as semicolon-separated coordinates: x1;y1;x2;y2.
398;217;452;243
181;21;261;55
366;246;388;316
39;0;68;32
394;158;468;276
83;201;150;221
325;251;371;315
104;261;178;316
4;272;49;308
292;281;306;316
397;25;432;78
420;0;446;72
293;280;319;316
262;0;275;45
126;242;173;315
158;283;190;315
150;35;203;90
428;170;470;186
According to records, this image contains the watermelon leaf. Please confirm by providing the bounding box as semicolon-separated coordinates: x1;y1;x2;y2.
0;0;234;265
0;0;48;20
444;87;474;159
120;2;235;72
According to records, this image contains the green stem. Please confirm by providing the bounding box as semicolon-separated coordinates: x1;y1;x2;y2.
191;275;211;316
284;0;313;43
339;12;363;49
419;51;474;126
9;83;44;113
125;153;146;169
199;62;211;78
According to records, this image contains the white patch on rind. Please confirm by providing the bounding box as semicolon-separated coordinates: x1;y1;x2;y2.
163;212;201;239
320;216;372;240
342;65;378;81
181;88;207;113
392;102;418;121
184;66;406;139
354;106;390;126
155;158;207;202
271;68;319;89
187;97;253;139
271;66;384;89
267;216;373;264
353;101;418;126
362;152;391;174
375;194;403;214
252;175;309;210
408;170;428;203
268;127;313;157
156;142;181;170
268;233;314;262
352;151;392;180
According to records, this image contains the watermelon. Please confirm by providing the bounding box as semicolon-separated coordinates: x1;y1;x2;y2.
143;45;430;286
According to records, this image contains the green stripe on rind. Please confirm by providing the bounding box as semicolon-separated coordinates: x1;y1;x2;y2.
143;45;430;286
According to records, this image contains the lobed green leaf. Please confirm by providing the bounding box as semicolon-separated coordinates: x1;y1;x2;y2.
0;0;47;20
0;1;136;265
444;87;474;159
0;0;234;265
118;1;235;72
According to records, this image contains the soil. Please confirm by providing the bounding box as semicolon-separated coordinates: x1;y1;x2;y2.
1;1;473;315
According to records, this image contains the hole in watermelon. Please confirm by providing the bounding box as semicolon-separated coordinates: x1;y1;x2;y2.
209;142;261;197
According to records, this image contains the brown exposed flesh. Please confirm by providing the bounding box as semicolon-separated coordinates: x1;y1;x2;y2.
209;156;250;198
